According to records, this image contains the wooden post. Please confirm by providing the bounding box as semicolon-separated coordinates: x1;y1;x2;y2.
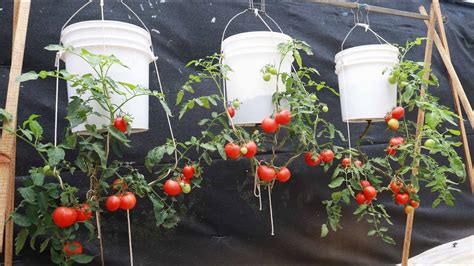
401;4;436;266
0;2;31;265
419;5;474;192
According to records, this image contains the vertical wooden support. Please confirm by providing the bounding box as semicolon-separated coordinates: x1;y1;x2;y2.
401;4;436;266
420;3;474;192
0;1;31;265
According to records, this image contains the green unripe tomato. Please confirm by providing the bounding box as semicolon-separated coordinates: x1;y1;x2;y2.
263;73;271;81
179;181;185;188
322;106;329;113
43;165;51;172
123;115;131;124
268;67;278;75
240;147;248;155
424;139;436;148
182;183;191;194
232;100;240;109
388;75;397;85
310;94;317;101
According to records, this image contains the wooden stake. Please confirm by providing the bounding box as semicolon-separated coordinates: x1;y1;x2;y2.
402;4;436;266
0;1;31;261
426;1;474;192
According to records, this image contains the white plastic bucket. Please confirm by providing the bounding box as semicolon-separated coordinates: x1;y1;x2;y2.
335;44;399;122
60;20;155;134
222;31;293;125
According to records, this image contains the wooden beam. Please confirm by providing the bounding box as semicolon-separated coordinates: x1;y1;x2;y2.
0;1;31;262
306;0;431;20
417;11;474;129
402;4;436;266
426;1;474;192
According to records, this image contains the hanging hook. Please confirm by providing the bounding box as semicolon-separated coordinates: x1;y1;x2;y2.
248;0;266;14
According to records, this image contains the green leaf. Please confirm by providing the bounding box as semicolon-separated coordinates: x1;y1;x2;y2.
44;44;63;51
47;147;65;166
294;50;302;68
0;108;12;122
13;212;32;227
71;254;95;264
367;229;376;236
321;224;329;237
18;187;36;204
108;126;127;143
31;173;45;186
39;238;50;253
159;97;173;117
15;228;29;255
328;177;344;188
16;71;39;82
176;90;184;105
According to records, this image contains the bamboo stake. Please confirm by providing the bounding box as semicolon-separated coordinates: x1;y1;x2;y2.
0;1;31;260
420;4;474;192
401;5;436;266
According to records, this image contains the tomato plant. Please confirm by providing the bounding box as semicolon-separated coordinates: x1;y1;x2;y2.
321;38;466;245
5;46;189;264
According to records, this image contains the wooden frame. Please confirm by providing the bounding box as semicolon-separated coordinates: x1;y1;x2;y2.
0;1;31;266
0;1;471;265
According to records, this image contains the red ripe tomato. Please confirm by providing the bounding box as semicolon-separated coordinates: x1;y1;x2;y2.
395;193;410;205
387;118;399;131
227;107;235;118
386;146;397;156
276;167;291;183
341;157;351;168
52;207;77;228
304;152;322;166
384;113;392;123
243;141;258;158
391;106;405;120
389;137;404;147
112;179;128;191
225;143;241;160
106;195;121;212
183;165;195;179
119;192;137;210
363;186;377;200
354;160;363;167
320;149;335;163
261;117;278;133
389;181;401;194
275;109;292;125
75;203;92;222
113;117;127;133
257;165;276;182
355;193;366;205
360;180;371;188
164;179;182;196
410;200;420;208
64;242;83;255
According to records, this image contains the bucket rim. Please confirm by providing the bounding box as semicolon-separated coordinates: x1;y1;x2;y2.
335;44;399;62
61;20;151;42
222;31;292;49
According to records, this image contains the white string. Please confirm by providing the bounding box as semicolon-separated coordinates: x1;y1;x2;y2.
100;0;106;52
253;166;262;210
268;185;274;236
340;61;353;159
95;211;105;266
127;210;134;266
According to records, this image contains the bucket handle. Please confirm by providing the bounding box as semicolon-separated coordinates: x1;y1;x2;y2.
220;4;284;51
341;23;394;51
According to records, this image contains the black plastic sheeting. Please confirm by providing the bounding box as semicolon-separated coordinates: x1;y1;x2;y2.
1;0;474;265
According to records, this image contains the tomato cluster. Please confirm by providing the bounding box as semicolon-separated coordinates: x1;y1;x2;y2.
105;179;137;212
355;180;378;205
261;109;292;133
225;141;258;160
257;164;292;183
163;165;197;197
340;157;363;168
389;180;420;214
385;106;404;131
304;149;334;167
